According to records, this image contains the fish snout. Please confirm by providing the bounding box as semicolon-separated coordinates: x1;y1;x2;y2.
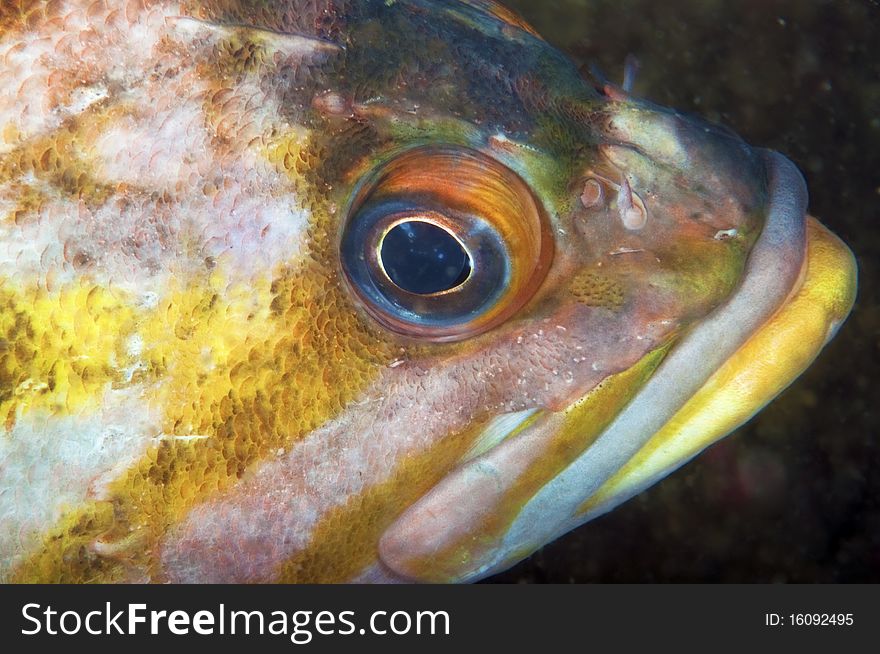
594;99;771;239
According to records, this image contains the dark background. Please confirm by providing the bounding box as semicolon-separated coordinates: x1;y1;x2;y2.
486;0;879;582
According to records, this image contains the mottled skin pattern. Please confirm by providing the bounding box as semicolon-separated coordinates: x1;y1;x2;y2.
0;0;855;582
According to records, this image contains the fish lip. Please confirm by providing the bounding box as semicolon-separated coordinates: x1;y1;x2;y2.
574;214;857;530
379;150;810;583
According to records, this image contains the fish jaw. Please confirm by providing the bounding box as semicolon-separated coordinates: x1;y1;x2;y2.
378;152;857;583
574;215;857;524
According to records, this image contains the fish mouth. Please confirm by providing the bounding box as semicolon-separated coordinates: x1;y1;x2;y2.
378;152;857;583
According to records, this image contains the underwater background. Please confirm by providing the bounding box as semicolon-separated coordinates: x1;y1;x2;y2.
485;0;879;583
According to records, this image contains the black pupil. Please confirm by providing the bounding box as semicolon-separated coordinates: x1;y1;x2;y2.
380;221;471;295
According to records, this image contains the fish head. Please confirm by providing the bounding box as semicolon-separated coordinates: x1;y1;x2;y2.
0;0;856;583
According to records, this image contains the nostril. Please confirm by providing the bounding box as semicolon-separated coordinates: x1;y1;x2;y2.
578;171;648;230
580;178;604;209
616;176;648;231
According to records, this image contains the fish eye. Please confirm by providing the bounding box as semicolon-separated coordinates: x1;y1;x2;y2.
340;146;553;341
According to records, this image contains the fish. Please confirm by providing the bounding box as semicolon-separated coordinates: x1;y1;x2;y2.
0;0;857;584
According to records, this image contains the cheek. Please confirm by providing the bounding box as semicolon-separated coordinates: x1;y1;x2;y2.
473;302;671;412
150;279;679;583
155;359;486;583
